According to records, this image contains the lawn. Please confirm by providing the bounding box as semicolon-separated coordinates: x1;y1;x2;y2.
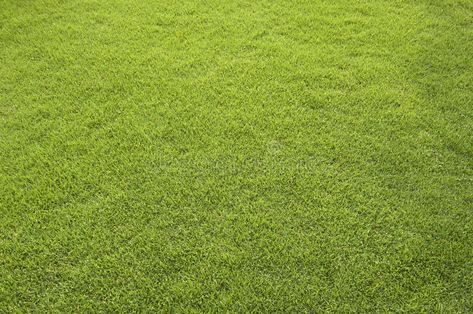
1;0;472;312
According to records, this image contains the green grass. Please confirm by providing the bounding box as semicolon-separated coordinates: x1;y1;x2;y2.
1;0;472;312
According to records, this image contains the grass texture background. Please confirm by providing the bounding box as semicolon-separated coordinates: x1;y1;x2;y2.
1;0;472;312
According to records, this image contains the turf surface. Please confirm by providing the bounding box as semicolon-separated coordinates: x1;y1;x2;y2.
1;0;473;312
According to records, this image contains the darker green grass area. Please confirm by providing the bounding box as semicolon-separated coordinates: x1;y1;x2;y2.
1;0;472;312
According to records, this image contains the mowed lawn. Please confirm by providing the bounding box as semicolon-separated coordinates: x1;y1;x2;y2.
1;0;472;312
